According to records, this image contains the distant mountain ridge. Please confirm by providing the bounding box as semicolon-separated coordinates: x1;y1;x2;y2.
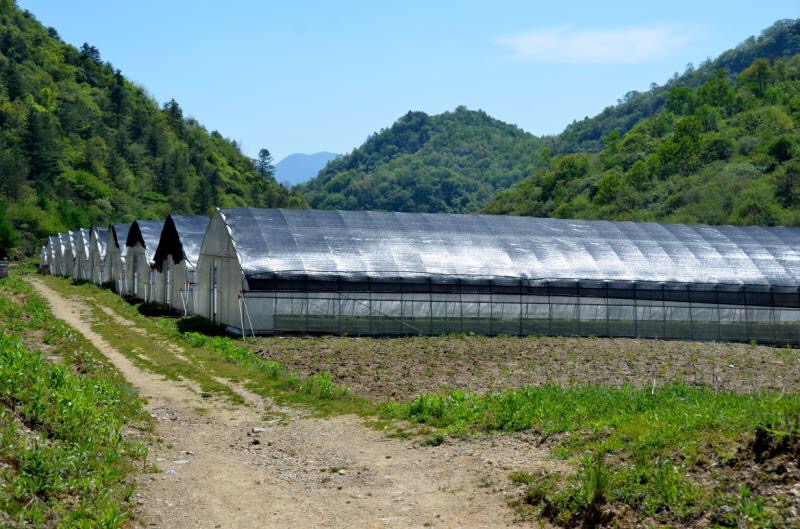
275;152;338;186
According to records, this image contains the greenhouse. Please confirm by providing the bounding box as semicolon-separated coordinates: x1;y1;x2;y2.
152;215;210;314
55;233;69;276
195;208;800;342
39;245;48;274
46;235;58;275
89;227;109;285
65;231;79;280
106;223;131;293
76;228;92;281
125;220;164;302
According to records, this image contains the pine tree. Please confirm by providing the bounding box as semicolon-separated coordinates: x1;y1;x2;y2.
256;148;275;181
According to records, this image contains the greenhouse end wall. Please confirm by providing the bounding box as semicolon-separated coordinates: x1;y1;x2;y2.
236;279;800;343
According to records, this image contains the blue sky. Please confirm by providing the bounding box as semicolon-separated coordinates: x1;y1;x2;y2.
19;1;799;161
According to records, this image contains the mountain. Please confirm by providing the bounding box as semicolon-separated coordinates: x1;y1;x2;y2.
299;106;548;213
302;19;800;220
0;2;306;257
275;152;338;186
552;19;800;154
485;52;800;227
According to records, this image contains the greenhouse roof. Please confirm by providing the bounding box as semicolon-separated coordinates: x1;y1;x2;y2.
78;228;91;259
110;223;132;258
126;220;165;263
217;208;800;288
153;215;210;272
93;227;109;257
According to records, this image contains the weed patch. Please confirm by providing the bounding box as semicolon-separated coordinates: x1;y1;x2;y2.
0;274;148;527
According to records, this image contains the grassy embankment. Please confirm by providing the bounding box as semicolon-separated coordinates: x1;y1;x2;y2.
0;273;149;528
37;273;800;527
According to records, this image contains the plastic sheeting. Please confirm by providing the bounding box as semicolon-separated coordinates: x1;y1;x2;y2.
153;215;210;272
93;227;109;257
110;223;132;257
126;220;164;263
78;228;91;260
219;208;800;291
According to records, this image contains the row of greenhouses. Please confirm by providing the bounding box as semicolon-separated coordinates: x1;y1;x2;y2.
41;208;800;342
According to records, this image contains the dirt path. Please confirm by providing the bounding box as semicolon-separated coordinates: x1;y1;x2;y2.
29;279;556;529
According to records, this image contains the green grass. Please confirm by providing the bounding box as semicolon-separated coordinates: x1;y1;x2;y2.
382;383;800;525
0;273;149;528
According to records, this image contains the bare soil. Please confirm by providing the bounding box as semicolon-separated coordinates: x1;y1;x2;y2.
29;279;563;529
253;335;800;401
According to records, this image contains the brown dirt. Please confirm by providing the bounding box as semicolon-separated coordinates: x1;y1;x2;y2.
253;335;800;401
28;278;561;529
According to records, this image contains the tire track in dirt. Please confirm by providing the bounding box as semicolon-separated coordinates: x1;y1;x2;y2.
28;278;557;529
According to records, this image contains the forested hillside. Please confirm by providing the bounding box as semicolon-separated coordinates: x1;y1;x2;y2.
299;107;547;213
551;19;800;154
0;1;305;257
486;54;800;226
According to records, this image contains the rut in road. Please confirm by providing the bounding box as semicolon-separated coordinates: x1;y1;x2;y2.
28;278;557;529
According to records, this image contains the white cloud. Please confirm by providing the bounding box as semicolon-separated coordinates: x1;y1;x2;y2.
495;25;693;64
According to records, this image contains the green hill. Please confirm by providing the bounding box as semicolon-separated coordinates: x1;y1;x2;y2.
551;19;800;154
0;1;305;257
298;106;548;213
303;20;800;218
485;53;800;226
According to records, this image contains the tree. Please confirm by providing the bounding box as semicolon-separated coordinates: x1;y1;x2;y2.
739;59;772;97
0;199;19;258
79;42;101;62
163;99;184;136
25;108;62;192
110;69;126;127
256;148;275;181
0;146;28;201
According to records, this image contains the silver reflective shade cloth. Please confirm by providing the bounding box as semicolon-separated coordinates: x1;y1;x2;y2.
57;232;69;254
111;223;132;257
67;231;78;255
78;228;90;259
93;227;109;257
219;208;800;287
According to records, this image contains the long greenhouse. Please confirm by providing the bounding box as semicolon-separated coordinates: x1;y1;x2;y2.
194;208;800;342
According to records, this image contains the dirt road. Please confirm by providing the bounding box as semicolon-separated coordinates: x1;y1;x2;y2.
29;279;555;529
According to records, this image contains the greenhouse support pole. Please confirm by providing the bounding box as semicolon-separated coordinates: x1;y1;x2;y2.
605;283;610;337
238;295;246;341
519;281;524;336
368;281;373;335
576;282;582;337
337;278;342;335
715;285;721;341
661;283;667;339
688;285;694;340
633;281;639;338
241;293;256;338
458;279;464;334
428;279;434;335
547;283;553;336
489;281;494;336
305;277;310;334
770;286;776;341
744;287;750;342
400;279;405;333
